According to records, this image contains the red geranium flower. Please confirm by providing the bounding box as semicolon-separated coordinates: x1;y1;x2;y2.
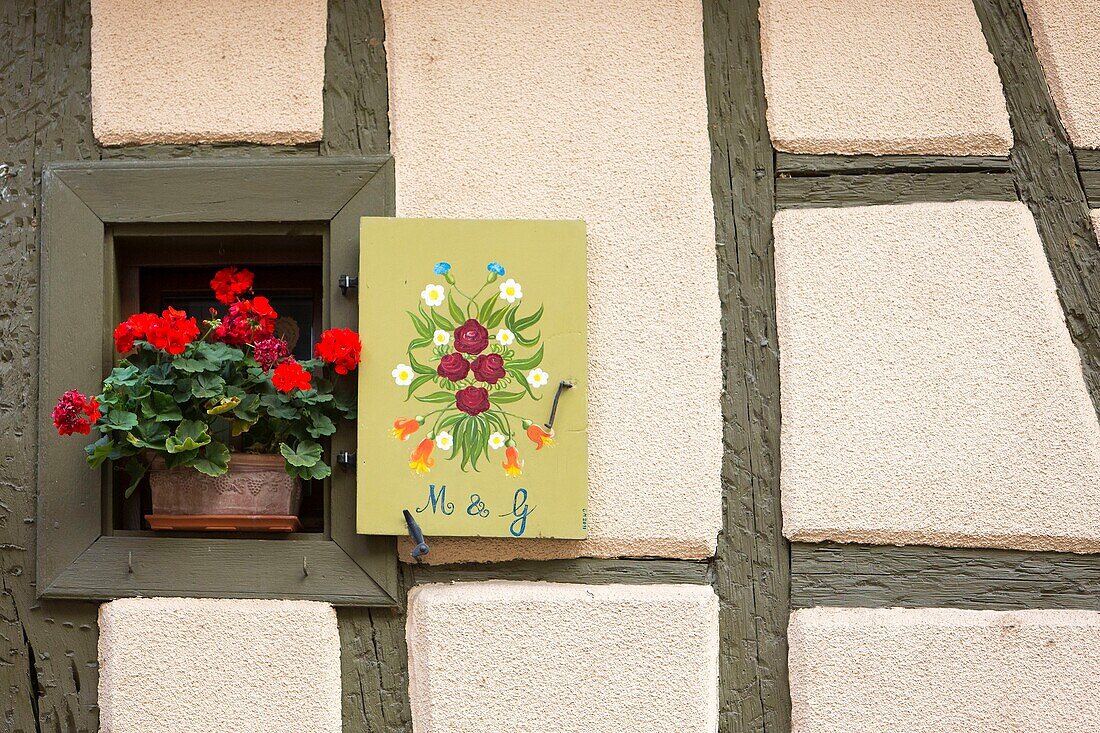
453;319;489;355
113;312;159;352
52;389;101;436
253;337;290;370
272;360;312;393
210;267;254;305
145;307;199;355
454;385;490;416
471;353;506;384
314;328;362;375
214;297;278;345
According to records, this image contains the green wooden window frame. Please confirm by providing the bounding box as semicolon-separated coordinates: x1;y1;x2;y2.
37;156;399;606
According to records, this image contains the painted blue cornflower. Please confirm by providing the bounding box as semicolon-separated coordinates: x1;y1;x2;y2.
487;262;505;276
433;262;452;275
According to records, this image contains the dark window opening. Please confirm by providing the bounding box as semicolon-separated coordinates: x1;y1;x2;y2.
110;227;328;535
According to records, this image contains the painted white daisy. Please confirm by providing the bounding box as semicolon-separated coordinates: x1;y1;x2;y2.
435;431;454;451
496;328;515;346
433;329;450;346
488;432;507;450
421;283;446;307
527;368;550;388
498;278;523;303
391;364;414;386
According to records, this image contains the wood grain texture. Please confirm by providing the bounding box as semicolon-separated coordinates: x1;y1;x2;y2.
0;1;102;731
973;0;1100;417
792;543;1100;610
776;171;1017;208
703;1;790;732
776;153;1011;175
411;558;712;586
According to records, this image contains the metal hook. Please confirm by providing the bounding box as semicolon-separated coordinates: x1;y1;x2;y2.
403;509;430;562
544;380;574;430
127;551;133;574
303;557;309;577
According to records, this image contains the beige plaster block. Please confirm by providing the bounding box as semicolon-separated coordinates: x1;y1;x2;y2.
407;582;718;733
790;607;1100;732
98;598;340;733
1023;0;1100;148
759;0;1013;155
776;201;1100;552
90;0;326;145
385;0;722;561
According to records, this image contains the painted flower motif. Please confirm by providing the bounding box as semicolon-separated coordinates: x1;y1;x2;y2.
488;432;507;450
498;278;523;303
272;360;312;393
433;329;450;346
526;424;555;450
471;353;506;384
437;352;471;381
314;328;362;374
435;431;454;451
392;417;421;441
392;363;414;386
496;328;515;346
409;438;435;474
502;445;523;477
52;390;101;436
453;319;489;355
455;385;490;416
433;262;452;275
421;283;446;307
527;368;550;388
487;262;506;277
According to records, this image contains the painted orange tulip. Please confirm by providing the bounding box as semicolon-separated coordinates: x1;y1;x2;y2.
392;417;420;441
409;438;435;474
526;424;554;450
502;445;524;477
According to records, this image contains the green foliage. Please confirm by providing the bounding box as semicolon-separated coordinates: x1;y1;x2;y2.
83;335;355;488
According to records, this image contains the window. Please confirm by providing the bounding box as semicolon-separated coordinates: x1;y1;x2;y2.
37;157;398;605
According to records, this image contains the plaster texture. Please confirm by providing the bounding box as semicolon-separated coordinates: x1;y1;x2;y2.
1023;0;1100;148
759;0;1013;155
776;201;1100;552
406;582;718;733
90;0;326;145
789;607;1100;732
98;598;340;733
384;0;721;562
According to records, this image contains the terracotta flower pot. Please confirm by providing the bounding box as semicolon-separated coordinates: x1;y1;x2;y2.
147;453;301;530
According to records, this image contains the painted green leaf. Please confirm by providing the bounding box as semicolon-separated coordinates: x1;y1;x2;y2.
165;419;212;454
280;440;322;468
447;293;466;325
407;350;434;376
508;345;544;371
489;391;526;404
429;309;454;332
513;304;544;332
407;310;431;338
406;373;434;399
486;303;511;329
414;391;458;404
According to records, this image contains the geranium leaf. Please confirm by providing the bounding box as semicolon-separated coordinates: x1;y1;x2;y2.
106;365;141;388
192;441;230;477
104;409;139;431
306;413;336;438
280;440;322;468
84;436;116;468
144;390;183;422
124;459;147;497
290;460;331;481
165;419;211;453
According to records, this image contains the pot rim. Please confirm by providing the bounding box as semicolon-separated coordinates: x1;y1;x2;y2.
149;452;286;473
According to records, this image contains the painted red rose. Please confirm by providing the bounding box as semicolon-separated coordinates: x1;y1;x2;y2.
471;353;506;384
437;352;471;381
453;318;489;355
454;385;490;416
